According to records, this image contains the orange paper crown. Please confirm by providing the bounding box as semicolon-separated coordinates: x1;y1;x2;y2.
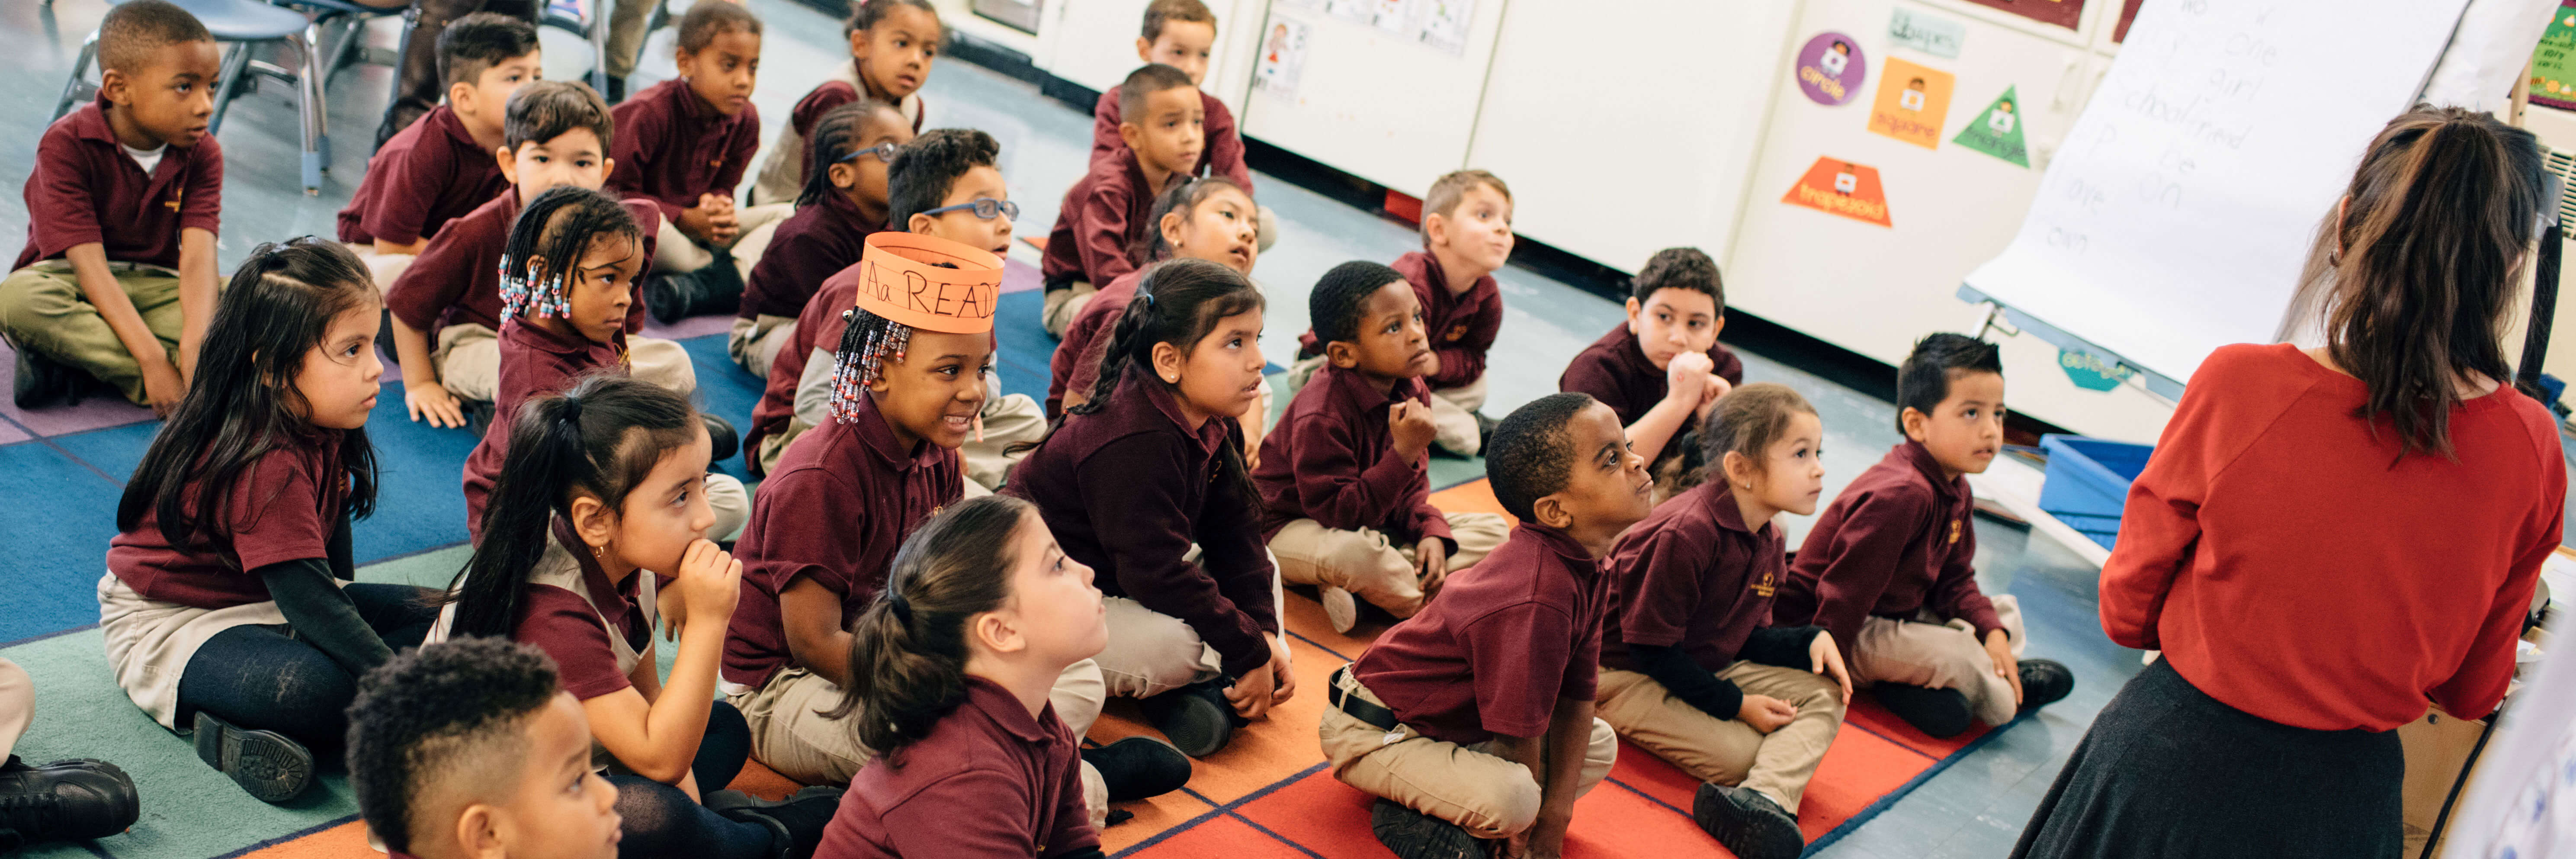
849;232;1004;334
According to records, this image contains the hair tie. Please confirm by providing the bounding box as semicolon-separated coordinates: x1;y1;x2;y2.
558;394;584;426
888;590;913;625
1143;292;1156;308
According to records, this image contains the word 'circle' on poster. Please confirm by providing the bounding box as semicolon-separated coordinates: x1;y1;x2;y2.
1795;32;1868;106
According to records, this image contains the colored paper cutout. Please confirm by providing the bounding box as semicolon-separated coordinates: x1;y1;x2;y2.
1889;8;1965;58
1781;156;1892;227
1952;86;2031;167
2060;349;2137;392
1256;19;1310;95
1794;32;1867;106
1867;57;1955;149
850;232;1002;333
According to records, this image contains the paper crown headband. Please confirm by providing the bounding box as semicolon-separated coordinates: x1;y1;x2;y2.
848;232;1003;334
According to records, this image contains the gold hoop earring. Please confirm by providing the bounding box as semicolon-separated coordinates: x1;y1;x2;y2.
591;542;606;559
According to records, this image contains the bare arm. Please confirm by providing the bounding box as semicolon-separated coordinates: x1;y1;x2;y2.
175;228;217;381
779;576;854;688
63;242;182;412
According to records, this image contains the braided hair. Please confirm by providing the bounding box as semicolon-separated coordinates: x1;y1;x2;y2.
498;186;642;322
798;99;902;209
1017;258;1263;498
826;306;914;425
1131;175;1248;264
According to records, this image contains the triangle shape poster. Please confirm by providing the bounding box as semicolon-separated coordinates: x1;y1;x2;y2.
1952;86;2031;167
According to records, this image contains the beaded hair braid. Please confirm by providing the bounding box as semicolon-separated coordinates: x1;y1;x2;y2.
498;186;642;323
827;306;915;424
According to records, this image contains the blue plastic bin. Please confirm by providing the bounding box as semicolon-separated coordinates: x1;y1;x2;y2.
2036;434;2154;550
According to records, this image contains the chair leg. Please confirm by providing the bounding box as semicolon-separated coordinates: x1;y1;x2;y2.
302;19;334;174
54;30;97;121
208;42;252;137
291;32;325;194
590;0;610;96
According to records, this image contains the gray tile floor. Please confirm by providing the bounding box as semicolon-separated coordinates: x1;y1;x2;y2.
0;1;2141;854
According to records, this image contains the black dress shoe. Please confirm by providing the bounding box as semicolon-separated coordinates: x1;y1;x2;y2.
643;270;700;325
0;756;141;847
1691;783;1803;859
1369;799;1481;859
710;785;844;859
462;398;498;439
1081;737;1192;803
2018;659;2075;712
1137;680;1238;758
604;75;627;103
13;347;81;409
1873;683;1973;739
192;711;314;804
703;413;740;463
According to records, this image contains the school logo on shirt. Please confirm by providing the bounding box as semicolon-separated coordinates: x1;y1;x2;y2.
1948;518;1962;545
1752;569;1777;598
164;188;182;213
1446;324;1468;342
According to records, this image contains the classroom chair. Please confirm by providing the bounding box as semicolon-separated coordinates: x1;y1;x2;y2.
52;0;337;194
534;0;670;100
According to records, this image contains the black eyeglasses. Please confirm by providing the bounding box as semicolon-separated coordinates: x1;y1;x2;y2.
919;197;1020;221
837;142;901;164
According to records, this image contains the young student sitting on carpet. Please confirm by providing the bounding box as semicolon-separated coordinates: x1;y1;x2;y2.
1039;63;1205;338
1320;393;1644;859
1006;259;1287;762
335;12;537;291
739;129;1047;488
1598;384;1852;859
729;100;914;379
100;240;439;804
346;639;624;859
4;0;221;414
1086;0;1276;251
434;374;840;859
1773;334;2072;739
812;496;1113;859
1052;176;1257;416
722;233;1164;811
1558;247;1742;479
607;2;787;323
1258;261;1511;634
1288;170;1513;456
459;187;746;544
388;81;695;433
745;0;936;207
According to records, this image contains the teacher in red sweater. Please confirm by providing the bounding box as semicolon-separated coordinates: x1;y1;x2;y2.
2013;106;2566;859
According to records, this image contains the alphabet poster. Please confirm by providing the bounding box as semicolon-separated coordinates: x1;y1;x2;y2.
1780;156;1892;227
1952;86;2031;166
1867;57;1955;149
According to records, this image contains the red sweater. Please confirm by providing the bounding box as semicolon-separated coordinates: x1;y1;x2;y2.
2104;344;2563;731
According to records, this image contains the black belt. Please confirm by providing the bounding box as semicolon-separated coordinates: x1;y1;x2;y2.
1328;666;1399;731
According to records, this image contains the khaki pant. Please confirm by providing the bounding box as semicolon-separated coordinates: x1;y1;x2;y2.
1042;282;1096;339
0;260;183;406
755;416;806;475
1596;664;1843;813
603;0;656;79
732;660;1106;785
652;203;793;281
347;244;416;295
1270;512;1511;618
0;657;29;759
964;392;1046;493
1097;552;1284;699
703;471;749;542
1851;594;2027;727
430;323;697;402
1320;670;1617;840
727;314;797;379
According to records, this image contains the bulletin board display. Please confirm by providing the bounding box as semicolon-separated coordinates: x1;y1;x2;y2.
1236;0;1510;197
2532;2;2576;112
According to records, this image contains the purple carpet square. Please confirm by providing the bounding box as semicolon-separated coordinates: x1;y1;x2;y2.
0;338;156;438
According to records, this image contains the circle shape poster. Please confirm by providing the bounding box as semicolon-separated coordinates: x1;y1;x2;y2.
1795;32;1867;106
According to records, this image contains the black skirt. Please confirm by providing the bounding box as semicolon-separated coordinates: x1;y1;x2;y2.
2010;658;2403;859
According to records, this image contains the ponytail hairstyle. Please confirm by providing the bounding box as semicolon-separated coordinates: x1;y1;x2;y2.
826;494;1030;761
498;185;643;323
117;238;381;557
1020;257;1264;497
1132;175;1248;263
797;99;900;209
2287;106;2545;460
1672;383;1816;494
444;374;702;640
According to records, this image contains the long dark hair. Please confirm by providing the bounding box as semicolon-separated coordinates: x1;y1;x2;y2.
445;374;701;639
1130;175;1248;263
797;99;898;209
117;239;380;558
500;186;643;322
2293;106;2546;460
825;495;1029;761
1020;258;1264;502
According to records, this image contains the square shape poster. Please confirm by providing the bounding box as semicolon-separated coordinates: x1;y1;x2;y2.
1867;57;1955;150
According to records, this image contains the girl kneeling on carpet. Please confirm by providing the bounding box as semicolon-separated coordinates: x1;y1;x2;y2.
812;495;1111;859
101;239;439;804
435;373;842;858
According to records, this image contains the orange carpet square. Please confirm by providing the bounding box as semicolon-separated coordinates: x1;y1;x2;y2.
1122;812;1315;859
1844;693;1989;758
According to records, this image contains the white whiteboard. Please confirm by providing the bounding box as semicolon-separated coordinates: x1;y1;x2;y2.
1961;0;2472;383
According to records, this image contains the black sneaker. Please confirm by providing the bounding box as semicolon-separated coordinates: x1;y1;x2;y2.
1691;783;1802;859
709;785;844;859
13;347;80;409
462;398;498;438
604;76;627;103
1368;799;1481;859
1081;737;1192;802
643;270;700;325
1137;680;1237;758
2018;659;2075;712
192;711;314;804
703;413;741;464
0;756;141;846
1872;683;1973;739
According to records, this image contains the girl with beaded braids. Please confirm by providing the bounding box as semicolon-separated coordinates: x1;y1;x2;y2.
461;186;747;547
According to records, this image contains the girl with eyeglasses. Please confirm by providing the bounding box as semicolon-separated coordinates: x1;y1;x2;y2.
730;100;918;380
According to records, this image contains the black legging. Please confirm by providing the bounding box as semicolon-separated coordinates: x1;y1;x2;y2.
175;583;439;756
608;700;777;859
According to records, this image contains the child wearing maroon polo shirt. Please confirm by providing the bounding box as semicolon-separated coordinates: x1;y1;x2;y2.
1039;63;1204;338
746;0;936;207
1320;393;1648;859
387;81;696;432
608;2;788;323
459;187;746;544
728;100;913;379
101;241;439;804
1258;262;1510;634
3;0;220;414
813;496;1128;859
1052;176;1258;416
1559;247;1743;476
1084;0;1278;253
1008;259;1286;762
1598;385;1852;859
1773;334;2072;740
336;13;537;290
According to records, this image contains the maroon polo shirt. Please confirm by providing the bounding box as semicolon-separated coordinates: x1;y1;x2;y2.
791;78;926;143
335;105;507;247
1558;323;1744;460
1352;523;1609;745
513;519;652;701
1775;441;2004;666
16;97;222;271
462;320;631;540
607;79;761;223
725;392;963;688
1047;268;1144;416
814;678;1098;859
1005;369;1278;677
107;433;346;609
1039;148;1158;288
1292;251;1501;393
744;272;860;476
1599;481;1785;674
739;192;883;321
1252;364;1453;548
1088;87;1251;193
386;192;658;338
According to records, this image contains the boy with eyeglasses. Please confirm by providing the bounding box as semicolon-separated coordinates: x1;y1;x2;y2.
729;100;915;379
